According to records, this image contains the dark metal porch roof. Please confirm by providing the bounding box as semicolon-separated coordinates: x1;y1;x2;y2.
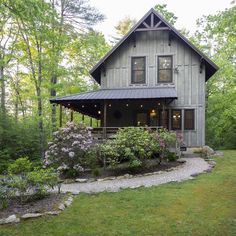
50;87;177;103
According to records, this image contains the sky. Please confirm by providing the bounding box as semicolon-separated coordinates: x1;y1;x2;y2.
90;0;233;41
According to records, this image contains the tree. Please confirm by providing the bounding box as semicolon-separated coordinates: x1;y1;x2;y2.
154;4;177;25
194;5;236;148
111;16;136;44
48;0;105;130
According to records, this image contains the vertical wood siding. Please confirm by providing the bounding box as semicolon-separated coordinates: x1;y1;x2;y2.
101;31;206;147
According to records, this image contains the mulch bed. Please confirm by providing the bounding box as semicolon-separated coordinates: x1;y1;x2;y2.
0;193;65;219
75;160;183;179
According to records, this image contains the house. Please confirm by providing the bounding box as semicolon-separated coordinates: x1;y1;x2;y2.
50;8;218;147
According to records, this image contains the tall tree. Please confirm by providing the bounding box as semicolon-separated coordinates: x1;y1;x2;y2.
0;5;18;118
111;16;136;44
195;5;236;148
154;4;177;25
48;0;104;130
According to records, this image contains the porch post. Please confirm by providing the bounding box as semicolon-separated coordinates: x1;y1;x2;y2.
90;117;92;127
70;111;73;122
103;100;107;139
82;114;84;123
59;104;62;127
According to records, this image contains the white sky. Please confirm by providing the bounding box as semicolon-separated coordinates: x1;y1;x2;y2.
90;0;233;41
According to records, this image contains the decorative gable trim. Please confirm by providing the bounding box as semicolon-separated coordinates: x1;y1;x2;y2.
90;8;218;83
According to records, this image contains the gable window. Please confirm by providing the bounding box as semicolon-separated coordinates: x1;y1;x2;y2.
131;57;146;84
184;109;195;130
158;56;172;83
171;109;181;130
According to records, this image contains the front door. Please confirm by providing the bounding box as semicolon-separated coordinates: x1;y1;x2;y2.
136;112;148;126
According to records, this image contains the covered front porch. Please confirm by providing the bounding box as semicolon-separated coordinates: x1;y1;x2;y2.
50;87;178;139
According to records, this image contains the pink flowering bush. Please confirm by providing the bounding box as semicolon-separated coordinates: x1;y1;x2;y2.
44;122;93;176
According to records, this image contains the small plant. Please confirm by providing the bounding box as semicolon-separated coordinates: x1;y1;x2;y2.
0;178;14;209
5;157;59;203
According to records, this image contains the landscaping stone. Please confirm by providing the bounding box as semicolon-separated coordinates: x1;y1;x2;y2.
0;215;20;224
58;203;65;210
21;213;43;219
75;178;88;183
44;211;60;215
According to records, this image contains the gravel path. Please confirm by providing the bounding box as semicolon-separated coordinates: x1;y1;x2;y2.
60;158;211;194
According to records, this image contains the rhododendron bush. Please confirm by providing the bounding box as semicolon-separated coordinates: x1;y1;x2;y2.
44;122;93;175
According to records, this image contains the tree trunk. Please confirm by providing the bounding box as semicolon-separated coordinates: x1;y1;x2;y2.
0;66;6;116
51;74;57;131
36;86;44;159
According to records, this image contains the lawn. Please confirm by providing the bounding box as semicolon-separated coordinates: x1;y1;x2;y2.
0;150;235;236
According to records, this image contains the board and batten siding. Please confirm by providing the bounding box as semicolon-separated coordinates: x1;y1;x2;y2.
100;31;206;147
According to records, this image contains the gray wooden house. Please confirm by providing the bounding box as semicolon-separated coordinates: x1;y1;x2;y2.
50;8;218;147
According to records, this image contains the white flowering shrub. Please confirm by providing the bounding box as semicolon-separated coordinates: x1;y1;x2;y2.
44;122;93;176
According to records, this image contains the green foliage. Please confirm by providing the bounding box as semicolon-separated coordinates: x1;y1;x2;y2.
194;5;236;149
101;127;160;168
154;4;178;25
7;157;32;175
5;157;59;202
0;115;41;173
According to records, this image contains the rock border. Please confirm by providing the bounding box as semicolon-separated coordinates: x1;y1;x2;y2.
74;160;186;184
0;194;74;225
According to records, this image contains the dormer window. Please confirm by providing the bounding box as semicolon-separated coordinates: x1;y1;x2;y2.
158;56;172;83
131;57;146;84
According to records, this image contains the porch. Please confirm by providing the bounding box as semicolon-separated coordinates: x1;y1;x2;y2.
50;87;178;138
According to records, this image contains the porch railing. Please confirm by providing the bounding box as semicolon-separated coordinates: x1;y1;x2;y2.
92;126;164;140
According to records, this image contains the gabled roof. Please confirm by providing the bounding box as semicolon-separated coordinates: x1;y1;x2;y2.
90;8;218;83
50;87;177;102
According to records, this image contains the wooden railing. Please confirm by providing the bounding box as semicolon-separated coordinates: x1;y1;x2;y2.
92;126;163;140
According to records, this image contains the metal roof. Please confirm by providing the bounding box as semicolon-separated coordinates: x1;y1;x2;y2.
90;8;218;83
50;87;177;103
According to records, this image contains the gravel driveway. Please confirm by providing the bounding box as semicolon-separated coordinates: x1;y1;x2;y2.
60;158;211;194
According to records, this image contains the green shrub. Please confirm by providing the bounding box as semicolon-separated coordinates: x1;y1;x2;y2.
0;178;14;209
5;158;59;203
8;157;32;175
166;151;177;162
100;127;159;168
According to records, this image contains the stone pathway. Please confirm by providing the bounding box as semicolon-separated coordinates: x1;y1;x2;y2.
60;158;212;194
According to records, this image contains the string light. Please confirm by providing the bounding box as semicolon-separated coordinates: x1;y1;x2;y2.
98;111;101;114
126;104;129;107
82;105;84;108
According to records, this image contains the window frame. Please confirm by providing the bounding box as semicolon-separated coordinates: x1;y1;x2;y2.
131;56;146;84
157;55;173;83
184;109;195;130
171;109;182;130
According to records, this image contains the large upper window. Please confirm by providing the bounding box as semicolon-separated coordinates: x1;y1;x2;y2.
158;56;172;83
184;109;195;130
171;109;181;130
131;57;146;84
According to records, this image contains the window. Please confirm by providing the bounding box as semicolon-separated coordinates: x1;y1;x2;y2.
158;56;172;83
131;57;146;84
171;109;181;130
184;109;195;130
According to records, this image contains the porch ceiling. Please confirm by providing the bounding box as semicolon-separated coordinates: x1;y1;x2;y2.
50;87;177;119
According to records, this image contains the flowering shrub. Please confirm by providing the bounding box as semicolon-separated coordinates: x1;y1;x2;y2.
100;127;159;168
101;128;179;167
44;122;93;176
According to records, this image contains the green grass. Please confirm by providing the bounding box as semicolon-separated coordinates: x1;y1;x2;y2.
1;150;236;236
